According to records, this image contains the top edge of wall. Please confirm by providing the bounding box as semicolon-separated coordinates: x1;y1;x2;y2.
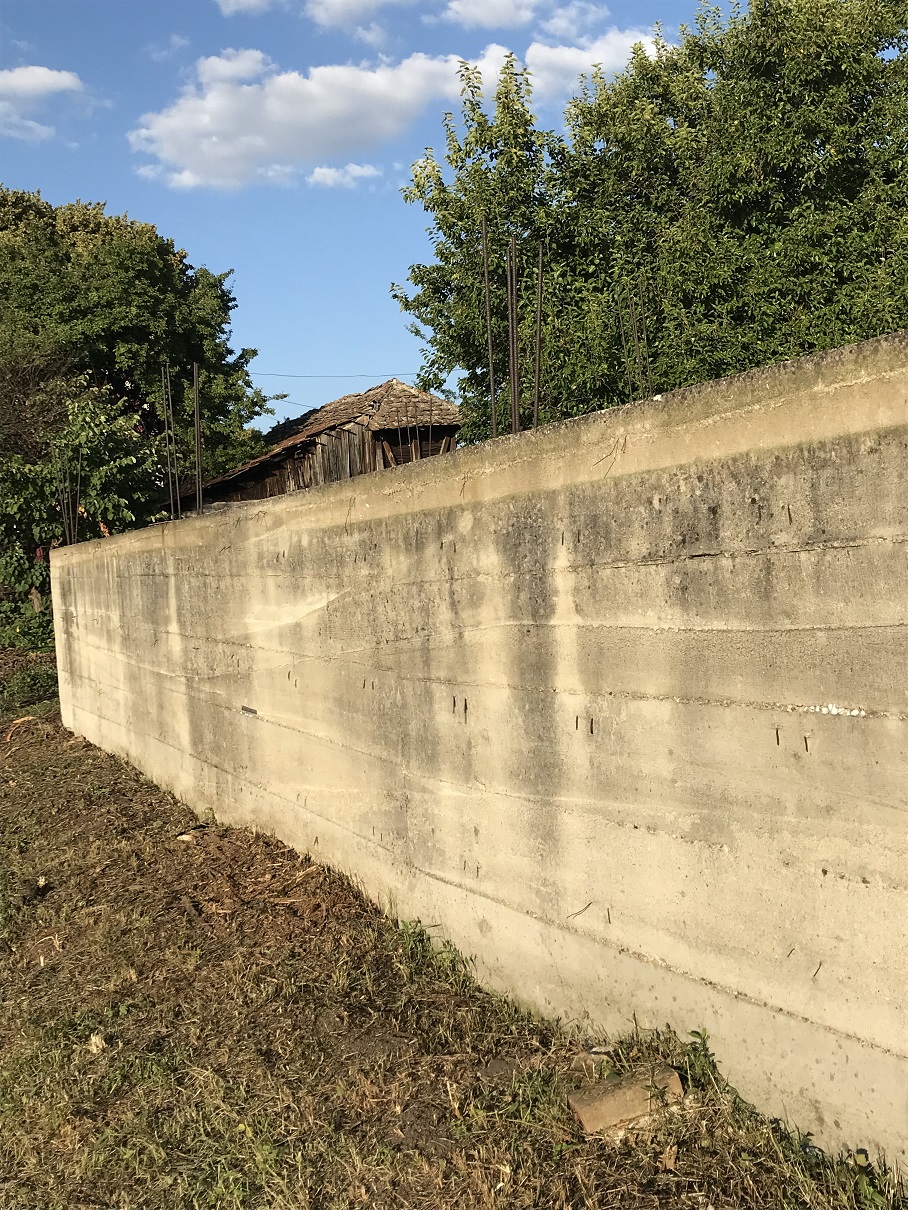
50;329;908;565
499;327;908;440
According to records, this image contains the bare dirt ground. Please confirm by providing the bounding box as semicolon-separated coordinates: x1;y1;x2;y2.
0;650;903;1210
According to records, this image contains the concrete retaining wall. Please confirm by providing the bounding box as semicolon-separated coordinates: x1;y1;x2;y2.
52;334;908;1162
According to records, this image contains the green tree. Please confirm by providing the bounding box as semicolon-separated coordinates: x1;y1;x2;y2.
396;0;908;439
0;189;274;645
0;378;163;648
394;56;560;441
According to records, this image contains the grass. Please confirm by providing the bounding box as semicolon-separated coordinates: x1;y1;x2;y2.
0;652;904;1209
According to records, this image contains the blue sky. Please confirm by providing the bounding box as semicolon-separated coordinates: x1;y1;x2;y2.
1;0;696;426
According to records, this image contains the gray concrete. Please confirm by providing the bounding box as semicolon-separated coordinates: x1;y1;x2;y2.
53;333;908;1163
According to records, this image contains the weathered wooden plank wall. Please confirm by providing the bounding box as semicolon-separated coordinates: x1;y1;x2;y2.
219;425;458;504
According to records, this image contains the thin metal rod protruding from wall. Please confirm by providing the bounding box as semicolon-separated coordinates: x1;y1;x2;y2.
506;244;514;431
161;364;175;520
193;362;203;516
637;272;654;398
626;286;647;400
164;361;181;518
508;235;520;434
73;446;82;544
427;382;434;462
533;240;543;429
617;296;635;402
481;216;497;439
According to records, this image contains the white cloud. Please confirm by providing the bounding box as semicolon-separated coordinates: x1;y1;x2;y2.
147;33;191;62
0;65;83;142
537;1;609;42
304;0;413;29
216;0;278;13
354;21;387;45
307;161;382;187
0;65;83;98
196;46;273;83
526;27;653;95
0;103;53;141
462;32;646;99
470;42;510;88
129;48;461;189
215;0;411;33
442;0;537;29
129;28;652;188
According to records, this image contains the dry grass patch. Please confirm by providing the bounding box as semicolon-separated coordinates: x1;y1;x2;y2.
0;666;903;1209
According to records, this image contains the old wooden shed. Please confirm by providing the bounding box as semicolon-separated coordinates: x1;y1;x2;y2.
201;379;460;504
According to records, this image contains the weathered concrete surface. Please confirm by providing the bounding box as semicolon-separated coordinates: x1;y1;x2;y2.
52;334;908;1162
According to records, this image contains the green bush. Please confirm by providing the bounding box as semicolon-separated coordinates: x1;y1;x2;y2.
0;662;58;711
0;603;55;653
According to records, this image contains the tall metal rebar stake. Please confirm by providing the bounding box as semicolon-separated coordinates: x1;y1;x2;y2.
513;237;520;433
161;364;175;520
627;286;646;397
193;362;203;515
402;382;412;462
637;272;654;397
68;465;75;541
533;240;543;429
480;216;497;438
427;382;434;461
62;452;80;546
164;362;181;518
617;295;635;402
57;455;73;546
508;234;520;434
73;447;82;544
505;246;513;427
53;462;66;546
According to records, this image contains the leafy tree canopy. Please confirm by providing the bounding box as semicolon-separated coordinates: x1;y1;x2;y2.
0;189;275;644
395;0;908;441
